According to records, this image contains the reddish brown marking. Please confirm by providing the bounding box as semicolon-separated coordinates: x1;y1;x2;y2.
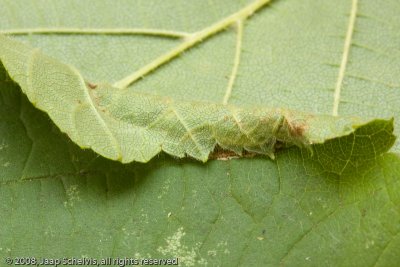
87;82;97;89
209;146;257;160
287;120;307;137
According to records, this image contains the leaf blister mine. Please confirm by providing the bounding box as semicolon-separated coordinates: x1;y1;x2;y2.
0;35;379;163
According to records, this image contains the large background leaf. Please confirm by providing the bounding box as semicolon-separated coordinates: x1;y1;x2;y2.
1;79;399;266
1;0;400;266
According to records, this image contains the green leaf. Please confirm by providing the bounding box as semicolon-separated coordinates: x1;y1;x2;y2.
1;86;399;266
1;0;399;163
1;0;400;266
0;34;385;163
1;0;399;130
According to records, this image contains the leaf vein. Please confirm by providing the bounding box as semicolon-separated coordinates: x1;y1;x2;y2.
172;108;207;159
222;20;244;105
332;0;358;116
0;28;189;38
71;69;122;160
113;0;272;89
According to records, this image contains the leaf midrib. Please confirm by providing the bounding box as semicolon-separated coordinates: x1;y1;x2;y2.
1;0;364;116
1;0;272;96
113;0;272;89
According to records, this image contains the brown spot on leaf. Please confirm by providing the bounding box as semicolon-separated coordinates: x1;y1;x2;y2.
209;145;256;160
87;82;97;89
287;119;307;138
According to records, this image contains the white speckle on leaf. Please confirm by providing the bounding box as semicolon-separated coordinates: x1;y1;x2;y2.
140;210;149;224
0;140;8;150
365;240;375;249
207;250;217;256
158;227;201;266
44;226;56;237
158;179;171;199
65;185;80;206
197;258;208;265
3;162;10;167
217;241;227;247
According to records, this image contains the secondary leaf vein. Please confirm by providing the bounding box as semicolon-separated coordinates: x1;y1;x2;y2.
223;20;244;105
332;0;358;116
0;28;189;39
113;0;272;89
